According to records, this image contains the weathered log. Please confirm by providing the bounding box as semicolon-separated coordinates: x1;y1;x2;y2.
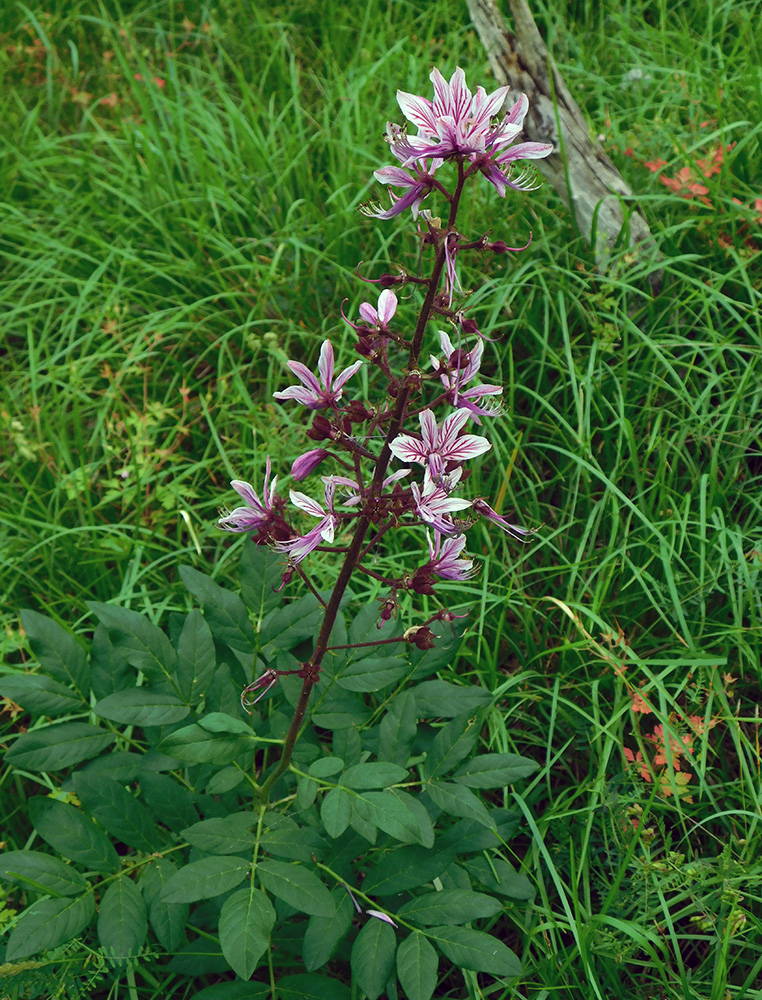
467;0;662;292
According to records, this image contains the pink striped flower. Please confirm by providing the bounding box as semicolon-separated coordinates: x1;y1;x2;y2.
276;480;341;564
218;458;280;533
274;340;362;410
389;408;490;478
432;331;502;422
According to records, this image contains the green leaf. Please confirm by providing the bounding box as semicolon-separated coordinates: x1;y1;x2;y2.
412;680;491;718
194;984;270;1000
378;691;417;766
94;689;190;726
422;713;481;781
90;623;133;700
398;889;502;926
0;850;89;897
98;877;147;963
198;711;254;735
310;689;371;730
256;861;335;918
320;787;352;839
453;753;539;787
195;984;270;1000
160;856;250;903
336;655;408;692
426;781;494;829
73;773;162;852
219;886;275;979
240;542;283;619
428;925;521;976
341;762;408;790
174;608;217;704
158;722;255;764
140;772;198;832
181;813;257;854
353;790;427;845
260;591;326;651
19;610;89;697
308;756;345;779
276;974;350;1000
362;846;455;896
87;602;177;684
29;796;119;873
387;789;435;849
397;931;438;1000
5;893;95;961
179;565;255;653
351;918;397;1000
303;889;354;972
141;859;188;952
261;816;324;862
5;722;114;771
463;857;534;900
0;673;84;716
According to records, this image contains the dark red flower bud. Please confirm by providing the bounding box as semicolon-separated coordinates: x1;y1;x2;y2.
488;240;510;253
378;272;405;288
345;400;371;423
404;626;437;650
307;415;333;441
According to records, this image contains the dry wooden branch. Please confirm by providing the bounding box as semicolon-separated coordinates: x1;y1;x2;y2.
467;0;662;292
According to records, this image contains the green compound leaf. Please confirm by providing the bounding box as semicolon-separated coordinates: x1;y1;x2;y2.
219;886;275;980
94;689;190;727
303;888;354;972
240;541;283;620
5;722;115;772
452;752;539;787
73;773;162;852
428;925;521;977
160;856;250;904
340;762;408;790
87;602;177;684
179;566;255;653
28;796;119;873
0;849;89;897
174;609;217;704
0;673;84;716
336;654;408;692
397;889;502;926
256;861;335;918
350;918;397;1000
19;609;90;697
181;813;257;855
140;858;188;952
396;930;439;1000
5;892;95;961
97;877;147;964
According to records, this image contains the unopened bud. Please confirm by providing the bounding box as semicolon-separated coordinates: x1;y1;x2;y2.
291;449;329;481
307;415;333;441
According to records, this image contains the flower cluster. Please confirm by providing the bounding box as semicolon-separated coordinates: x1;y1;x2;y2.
218;66;548;677
367;67;553;220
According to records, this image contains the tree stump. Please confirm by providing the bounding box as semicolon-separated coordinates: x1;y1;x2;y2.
467;0;662;292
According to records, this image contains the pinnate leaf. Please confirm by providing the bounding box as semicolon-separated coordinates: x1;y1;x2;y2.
5;722;114;772
453;752;539;787
398;889;502;925
160;856;250;903
19;609;89;696
0;849;89;897
29;796;119;873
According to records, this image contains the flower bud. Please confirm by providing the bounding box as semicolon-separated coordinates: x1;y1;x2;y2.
291;449;329;480
307;415;333;441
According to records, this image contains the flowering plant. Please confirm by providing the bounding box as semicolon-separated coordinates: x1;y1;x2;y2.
2;68;551;997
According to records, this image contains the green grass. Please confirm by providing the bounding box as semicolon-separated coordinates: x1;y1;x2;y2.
2;0;762;997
